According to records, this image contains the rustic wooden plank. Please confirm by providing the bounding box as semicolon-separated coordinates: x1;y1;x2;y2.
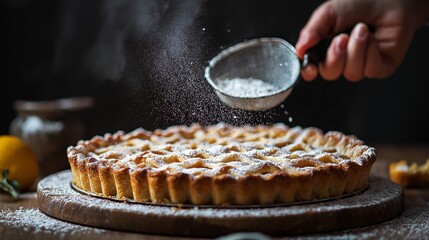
0;192;37;210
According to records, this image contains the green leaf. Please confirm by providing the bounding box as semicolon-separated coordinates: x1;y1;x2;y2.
0;169;20;199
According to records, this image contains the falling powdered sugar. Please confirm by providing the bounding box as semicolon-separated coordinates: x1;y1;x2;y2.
217;78;279;98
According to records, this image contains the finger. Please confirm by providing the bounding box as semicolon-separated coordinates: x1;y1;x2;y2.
364;34;396;79
344;23;370;81
301;64;318;81
295;2;336;59
319;34;349;80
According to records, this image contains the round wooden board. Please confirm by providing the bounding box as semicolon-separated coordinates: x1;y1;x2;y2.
37;170;404;237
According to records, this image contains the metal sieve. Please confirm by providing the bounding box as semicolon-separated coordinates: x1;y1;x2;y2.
205;27;373;111
205;38;301;111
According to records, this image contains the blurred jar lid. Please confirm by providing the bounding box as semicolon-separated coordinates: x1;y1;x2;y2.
14;97;94;113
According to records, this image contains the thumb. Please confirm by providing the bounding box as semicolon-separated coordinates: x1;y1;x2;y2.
296;2;337;59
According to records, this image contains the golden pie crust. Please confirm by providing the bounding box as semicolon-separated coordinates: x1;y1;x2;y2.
68;123;376;205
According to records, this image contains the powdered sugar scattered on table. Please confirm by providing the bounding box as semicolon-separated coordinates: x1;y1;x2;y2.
216;78;278;98
0;208;185;240
0;208;102;233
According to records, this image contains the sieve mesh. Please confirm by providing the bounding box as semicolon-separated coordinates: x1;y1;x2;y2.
206;38;300;93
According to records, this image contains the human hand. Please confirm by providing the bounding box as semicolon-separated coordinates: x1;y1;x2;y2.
296;0;429;81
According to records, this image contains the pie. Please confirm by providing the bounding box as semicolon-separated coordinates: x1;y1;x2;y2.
68;123;376;205
389;160;429;187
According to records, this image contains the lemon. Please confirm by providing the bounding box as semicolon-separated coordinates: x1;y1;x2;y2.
0;135;39;191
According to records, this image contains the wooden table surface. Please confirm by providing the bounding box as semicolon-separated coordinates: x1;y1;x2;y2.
1;145;429;240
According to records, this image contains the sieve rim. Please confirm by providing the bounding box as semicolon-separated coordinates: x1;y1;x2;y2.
204;37;300;99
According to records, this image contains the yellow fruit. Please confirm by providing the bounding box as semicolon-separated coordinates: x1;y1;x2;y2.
0;135;39;191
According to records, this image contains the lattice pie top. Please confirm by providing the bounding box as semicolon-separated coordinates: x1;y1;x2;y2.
68;123;376;205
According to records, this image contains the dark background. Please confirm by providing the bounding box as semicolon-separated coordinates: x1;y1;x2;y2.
2;0;429;145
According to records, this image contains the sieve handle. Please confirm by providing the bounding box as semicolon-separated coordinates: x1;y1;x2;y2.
301;26;375;68
302;38;333;68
